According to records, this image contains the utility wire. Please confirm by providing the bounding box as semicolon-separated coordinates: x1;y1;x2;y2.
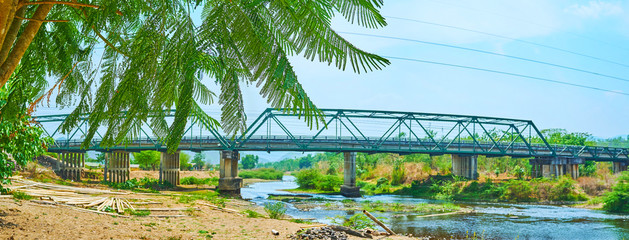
419;0;629;52
383;55;629;97
383;16;629;69
340;32;629;84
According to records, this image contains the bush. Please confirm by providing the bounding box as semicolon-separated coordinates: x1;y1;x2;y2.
11;191;32;200
295;169;323;189
264;202;286;219
242;209;263;218
180;177;218;186
603;171;629;213
103;177;172;192
315;175;342;191
239;168;283;180
501;180;533;202
331;214;375;230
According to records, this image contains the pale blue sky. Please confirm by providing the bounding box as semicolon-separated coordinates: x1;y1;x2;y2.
253;0;629;138
36;0;629;139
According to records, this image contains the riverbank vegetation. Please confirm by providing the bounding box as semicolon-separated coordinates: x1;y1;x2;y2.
257;129;629;213
239;168;284;180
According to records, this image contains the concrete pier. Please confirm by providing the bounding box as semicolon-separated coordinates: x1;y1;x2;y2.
530;157;583;179
340;152;361;198
613;161;628;174
105;151;130;183
218;150;243;194
451;155;478;180
160;151;180;186
58;152;84;181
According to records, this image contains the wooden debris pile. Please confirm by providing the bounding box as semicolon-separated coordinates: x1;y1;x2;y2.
90;197;135;214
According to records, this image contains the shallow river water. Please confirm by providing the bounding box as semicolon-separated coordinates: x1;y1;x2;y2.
241;176;629;240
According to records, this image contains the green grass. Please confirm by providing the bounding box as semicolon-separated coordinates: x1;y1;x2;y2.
11;191;33;200
180;177;218;186
264;202;286;219
176;191;226;207
239;168;284;180
242;209;263;218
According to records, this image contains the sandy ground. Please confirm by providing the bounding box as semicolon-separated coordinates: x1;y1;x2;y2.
1;174;415;240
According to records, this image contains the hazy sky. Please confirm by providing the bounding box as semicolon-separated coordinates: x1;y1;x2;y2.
36;0;629;140
269;0;629;139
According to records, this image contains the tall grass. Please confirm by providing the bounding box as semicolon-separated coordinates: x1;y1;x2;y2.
239;168;284;180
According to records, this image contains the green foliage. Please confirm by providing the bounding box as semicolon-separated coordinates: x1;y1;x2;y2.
180;153;192;171
241;154;259;170
103;177;172;192
391;160;406;185
242;210;263;218
501;180;533;202
295;169;323;189
180;177;219;186
0;82;52;192
264;202;286;219
540;129;594;146
128;210;151;216
603;171;629;213
315;175;342;191
192;153;206;170
239;168;283;180
579;161;597;177
4;1;389;155
299;155;314;169
177;191;226;207
11;191;33;200
331;214;375;230
133;151;161;171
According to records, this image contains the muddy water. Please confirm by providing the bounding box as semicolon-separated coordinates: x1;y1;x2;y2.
241;176;629;239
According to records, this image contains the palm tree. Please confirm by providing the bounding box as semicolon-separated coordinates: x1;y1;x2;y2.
0;0;390;152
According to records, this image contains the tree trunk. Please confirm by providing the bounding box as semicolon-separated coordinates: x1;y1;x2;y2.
0;4;52;88
0;6;25;63
0;0;19;50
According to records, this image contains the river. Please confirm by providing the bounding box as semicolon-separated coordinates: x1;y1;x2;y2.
241;176;629;239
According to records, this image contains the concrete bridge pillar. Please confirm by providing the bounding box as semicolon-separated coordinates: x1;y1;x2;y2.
58;152;84;181
160;151;180;186
613;161;628;174
105;151;130;183
219;150;243;194
341;152;360;198
451;155;478;180
530;157;583;179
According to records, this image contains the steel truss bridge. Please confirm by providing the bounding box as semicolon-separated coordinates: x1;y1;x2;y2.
35;108;629;162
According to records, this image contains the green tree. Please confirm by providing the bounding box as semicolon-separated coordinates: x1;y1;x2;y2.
180;152;192;171
603;171;629;213
0;1;389;154
298;155;313;169
133;151;160;171
0;79;52;192
241;154;259;170
192;152;205;170
95;152;106;165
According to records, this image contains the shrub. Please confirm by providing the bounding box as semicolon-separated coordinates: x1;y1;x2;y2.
331;214;375;230
295;169;323;189
264;202;286;219
242;210;263;218
603;171;629;213
11;191;32;200
315;175;342;191
239;168;283;180
180;177;218;186
501;180;533;202
376;177;389;186
577;176;611;196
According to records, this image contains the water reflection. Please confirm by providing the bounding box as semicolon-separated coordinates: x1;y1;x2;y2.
241;176;629;239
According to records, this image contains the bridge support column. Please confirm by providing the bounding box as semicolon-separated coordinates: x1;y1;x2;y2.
219;150;242;194
105;151;130;183
160;151;180;186
59;152;84;181
341;152;360;198
451;155;478;180
613;162;628;174
530;157;583;179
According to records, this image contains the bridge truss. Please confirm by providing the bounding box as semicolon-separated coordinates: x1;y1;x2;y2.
35;108;629;161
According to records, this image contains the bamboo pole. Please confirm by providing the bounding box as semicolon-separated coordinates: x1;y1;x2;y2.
362;210;395;235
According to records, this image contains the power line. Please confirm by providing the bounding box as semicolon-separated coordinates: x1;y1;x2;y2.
418;0;629;53
340;31;629;84
383;55;628;97
383;16;629;69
